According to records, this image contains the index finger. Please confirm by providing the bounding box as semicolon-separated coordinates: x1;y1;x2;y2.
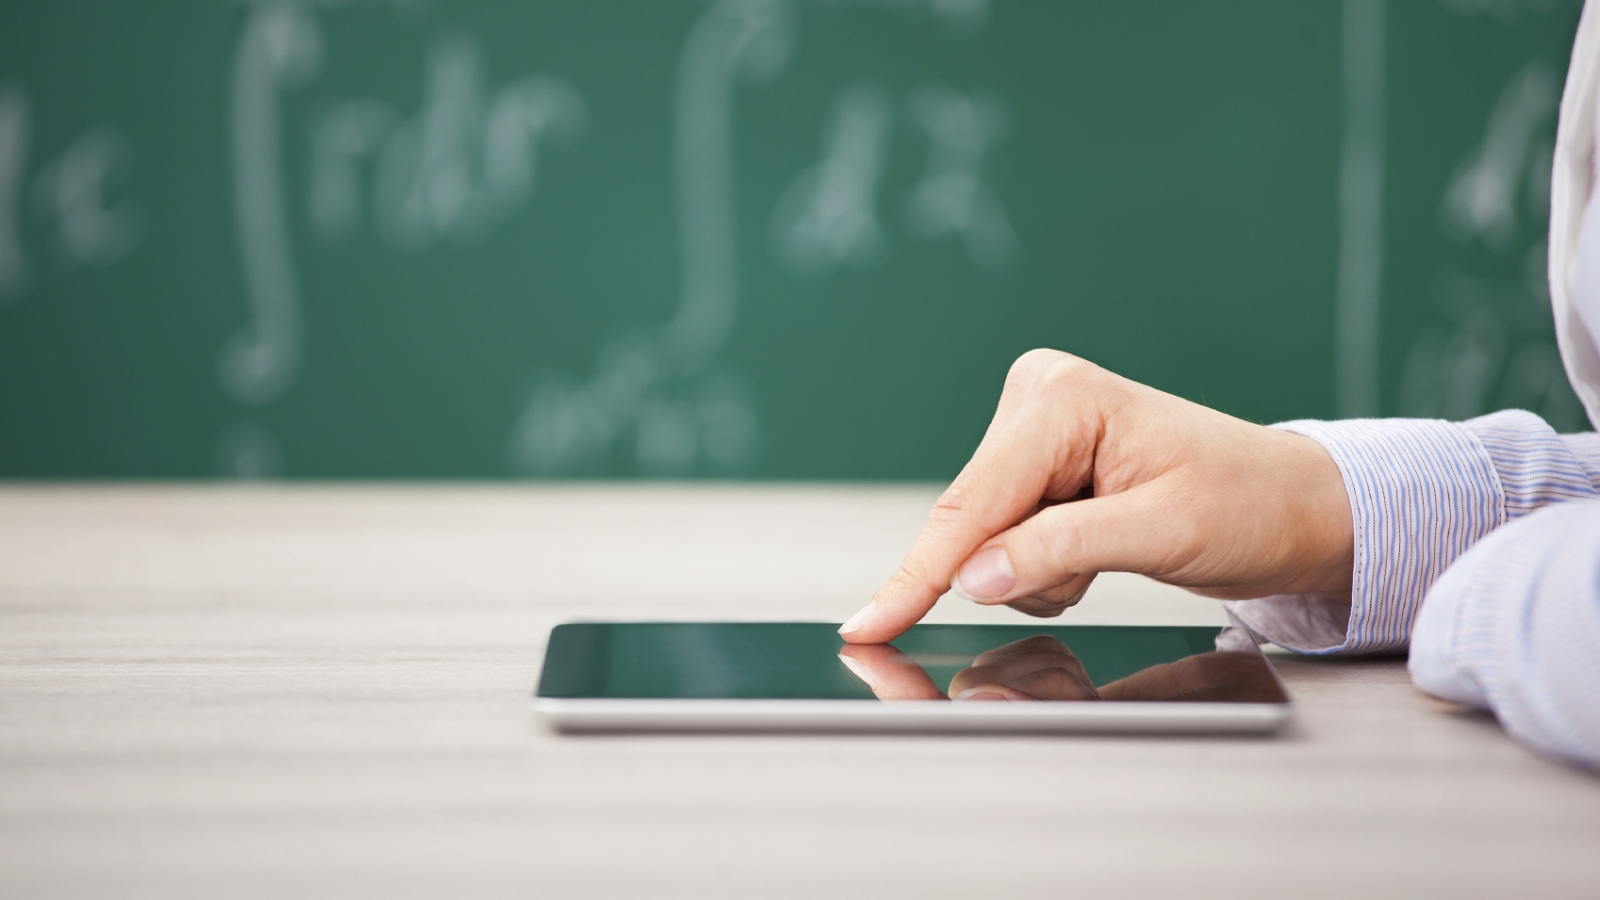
840;357;1101;643
838;455;1044;643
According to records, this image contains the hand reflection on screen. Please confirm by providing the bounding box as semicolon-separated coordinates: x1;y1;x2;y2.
838;634;1282;703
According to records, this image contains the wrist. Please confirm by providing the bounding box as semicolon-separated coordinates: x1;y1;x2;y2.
1274;430;1355;599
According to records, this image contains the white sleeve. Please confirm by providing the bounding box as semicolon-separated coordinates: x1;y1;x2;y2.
1408;500;1600;769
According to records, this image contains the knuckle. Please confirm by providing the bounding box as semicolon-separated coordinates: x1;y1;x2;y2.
1005;348;1068;389
887;563;931;593
1004;351;1107;406
1038;354;1100;392
928;480;973;525
1038;512;1089;575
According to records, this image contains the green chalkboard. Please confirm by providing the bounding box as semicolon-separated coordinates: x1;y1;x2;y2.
0;1;1585;479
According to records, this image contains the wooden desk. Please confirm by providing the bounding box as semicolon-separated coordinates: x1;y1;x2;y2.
2;486;1597;899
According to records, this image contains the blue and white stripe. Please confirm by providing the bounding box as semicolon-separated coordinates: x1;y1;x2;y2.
1227;410;1600;766
1265;416;1504;654
1463;410;1598;519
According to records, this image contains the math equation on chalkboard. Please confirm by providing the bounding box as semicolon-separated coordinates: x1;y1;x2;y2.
0;1;1583;478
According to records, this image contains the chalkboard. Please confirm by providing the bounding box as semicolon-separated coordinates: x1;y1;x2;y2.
0;1;1584;479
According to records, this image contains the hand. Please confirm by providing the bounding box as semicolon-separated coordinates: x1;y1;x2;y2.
840;350;1353;643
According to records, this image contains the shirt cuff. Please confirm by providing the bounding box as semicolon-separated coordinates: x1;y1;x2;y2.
1225;417;1504;654
1229;411;1597;654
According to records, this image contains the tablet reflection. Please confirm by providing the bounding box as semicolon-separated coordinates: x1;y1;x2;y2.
838;630;1286;704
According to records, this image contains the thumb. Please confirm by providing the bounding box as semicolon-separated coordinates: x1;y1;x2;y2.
950;484;1187;604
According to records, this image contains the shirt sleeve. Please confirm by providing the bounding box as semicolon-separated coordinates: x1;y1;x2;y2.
1563;431;1600;490
1223;410;1598;654
1408;500;1600;768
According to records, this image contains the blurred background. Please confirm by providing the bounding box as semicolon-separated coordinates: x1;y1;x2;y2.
0;0;1584;480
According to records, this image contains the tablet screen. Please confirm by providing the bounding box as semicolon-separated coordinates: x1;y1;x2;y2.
536;622;1287;704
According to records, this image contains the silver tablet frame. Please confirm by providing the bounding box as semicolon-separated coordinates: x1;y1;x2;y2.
535;696;1292;734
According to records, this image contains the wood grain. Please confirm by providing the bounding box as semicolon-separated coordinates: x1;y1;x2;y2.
1;486;1597;899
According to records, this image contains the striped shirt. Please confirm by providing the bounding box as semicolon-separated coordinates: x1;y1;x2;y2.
1237;0;1600;768
1224;410;1600;768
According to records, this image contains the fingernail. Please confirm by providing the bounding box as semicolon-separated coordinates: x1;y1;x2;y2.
949;546;1015;602
838;603;875;636
837;653;875;688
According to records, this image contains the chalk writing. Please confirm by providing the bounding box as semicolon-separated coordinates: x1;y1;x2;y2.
509;0;794;476
0;83;143;302
906;82;1015;275
219;3;321;409
769;81;892;278
365;30;586;252
34;128;144;269
0;85;28;298
219;2;587;476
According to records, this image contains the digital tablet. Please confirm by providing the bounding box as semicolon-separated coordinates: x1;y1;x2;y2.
534;621;1291;734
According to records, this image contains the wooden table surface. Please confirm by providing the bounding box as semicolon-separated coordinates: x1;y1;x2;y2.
2;485;1598;899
